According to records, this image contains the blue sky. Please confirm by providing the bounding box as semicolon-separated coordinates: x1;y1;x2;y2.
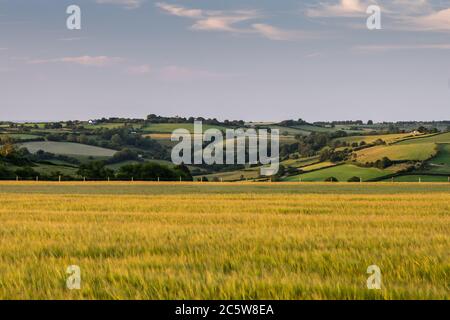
1;0;450;122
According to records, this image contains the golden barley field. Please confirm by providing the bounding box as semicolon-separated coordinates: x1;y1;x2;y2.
0;182;448;300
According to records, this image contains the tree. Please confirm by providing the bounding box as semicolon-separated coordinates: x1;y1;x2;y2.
367;120;374;125
417;126;428;133
324;177;338;182
375;157;393;169
78;134;89;144
0;143;15;158
110;148;139;163
15;166;39;179
348;176;361;182
0;136;16;158
174;163;193;181
0;166;15;179
116;162;192;181
77;161;114;180
111;134;123;147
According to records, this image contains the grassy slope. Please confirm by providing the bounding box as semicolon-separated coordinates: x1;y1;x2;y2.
293;124;334;133
423;144;450;174
299;161;335;172
105;159;175;171
201;168;261;181
353;132;450;164
333;133;419;145
268;125;310;136
142;123;227;133
18;141;116;157
0;182;448;299
431;144;450;165
354;144;437;163
283;164;393;182
33;163;79;176
1;133;42;141
85;122;128;129
396;132;450;145
282;156;320;168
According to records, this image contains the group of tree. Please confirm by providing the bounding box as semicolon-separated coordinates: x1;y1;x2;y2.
46;127;169;160
362;157;393;169
319;148;351;162
278;118;307;127
280;131;349;159
313;120;364;126
77;161;193;181
146;114;244;127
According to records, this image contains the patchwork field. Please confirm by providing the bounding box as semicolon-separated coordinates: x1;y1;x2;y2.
0;182;448;300
426;144;450;174
396;132;450;145
333;133;420;145
201;168;261;181
283;164;394;182
354;143;437;163
141;123;227;133
0;133;42;141
18;141;116;157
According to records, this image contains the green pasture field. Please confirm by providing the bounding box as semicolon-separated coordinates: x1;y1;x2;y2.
200;168;261;181
425;144;450;174
18;141;116;157
142;123;228;133
333;133;418;145
283;164;394;182
0;133;42;141
396;132;450;145
282;156;321;168
355;143;437;163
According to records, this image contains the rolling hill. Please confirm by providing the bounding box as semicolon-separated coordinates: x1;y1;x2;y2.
18;141;116;157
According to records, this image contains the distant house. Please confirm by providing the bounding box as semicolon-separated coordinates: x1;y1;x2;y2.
88;120;97;125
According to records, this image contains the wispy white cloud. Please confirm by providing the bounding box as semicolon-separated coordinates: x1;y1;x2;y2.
251;23;310;41
156;2;309;40
388;0;433;15
307;0;450;33
408;8;450;31
95;0;145;9
157;2;260;33
306;0;367;18
155;2;203;18
192;13;259;32
28;55;123;67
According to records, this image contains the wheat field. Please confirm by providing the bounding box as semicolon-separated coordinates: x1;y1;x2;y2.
0;182;448;299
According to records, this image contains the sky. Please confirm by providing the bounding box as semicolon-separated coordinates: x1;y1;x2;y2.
1;0;449;122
